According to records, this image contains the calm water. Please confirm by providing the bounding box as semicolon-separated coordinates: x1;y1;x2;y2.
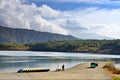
0;51;120;73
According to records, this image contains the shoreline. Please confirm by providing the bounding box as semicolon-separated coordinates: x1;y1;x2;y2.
1;50;120;56
0;62;111;80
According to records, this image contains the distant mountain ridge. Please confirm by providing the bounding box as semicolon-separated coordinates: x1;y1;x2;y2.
0;26;77;43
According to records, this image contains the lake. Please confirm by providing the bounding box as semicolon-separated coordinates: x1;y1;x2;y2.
0;51;120;73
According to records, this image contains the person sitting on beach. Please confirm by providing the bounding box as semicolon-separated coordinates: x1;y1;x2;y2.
62;64;65;71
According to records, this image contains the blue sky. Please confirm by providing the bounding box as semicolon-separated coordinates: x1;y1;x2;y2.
28;0;120;11
31;2;120;11
1;0;120;39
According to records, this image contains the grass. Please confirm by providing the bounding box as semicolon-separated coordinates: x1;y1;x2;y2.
103;63;120;80
103;63;120;74
112;76;120;80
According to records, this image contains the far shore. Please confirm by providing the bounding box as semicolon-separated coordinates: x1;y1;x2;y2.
0;62;111;80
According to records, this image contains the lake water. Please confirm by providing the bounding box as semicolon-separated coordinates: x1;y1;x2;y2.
0;51;120;73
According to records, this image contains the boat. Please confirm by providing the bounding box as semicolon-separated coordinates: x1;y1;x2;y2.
17;68;50;73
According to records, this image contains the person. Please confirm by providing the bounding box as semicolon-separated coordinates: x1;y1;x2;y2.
62;64;64;71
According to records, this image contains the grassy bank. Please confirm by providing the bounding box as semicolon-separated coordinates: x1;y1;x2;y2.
103;63;120;80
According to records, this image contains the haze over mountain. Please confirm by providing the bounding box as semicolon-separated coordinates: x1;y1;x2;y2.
1;0;120;39
0;26;77;43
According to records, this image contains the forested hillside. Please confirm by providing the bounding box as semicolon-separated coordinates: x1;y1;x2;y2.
0;26;76;43
0;40;120;54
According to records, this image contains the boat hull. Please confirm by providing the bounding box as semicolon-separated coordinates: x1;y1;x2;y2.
18;68;50;73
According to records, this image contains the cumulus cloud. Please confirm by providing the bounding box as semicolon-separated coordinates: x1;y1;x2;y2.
1;0;120;39
0;0;69;35
39;5;60;18
50;7;120;39
68;8;120;39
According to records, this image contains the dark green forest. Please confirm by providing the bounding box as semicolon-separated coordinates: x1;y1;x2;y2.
0;40;120;54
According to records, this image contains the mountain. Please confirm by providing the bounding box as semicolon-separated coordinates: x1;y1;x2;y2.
76;33;111;39
0;26;77;43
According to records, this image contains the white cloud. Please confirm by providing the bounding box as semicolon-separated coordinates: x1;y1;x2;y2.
68;8;120;39
39;5;60;18
1;0;120;39
51;7;120;39
0;0;69;35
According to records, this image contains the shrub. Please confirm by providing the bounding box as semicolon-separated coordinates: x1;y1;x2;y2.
103;63;120;74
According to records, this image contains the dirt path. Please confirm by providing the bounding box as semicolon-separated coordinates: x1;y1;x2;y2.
64;62;111;80
0;62;111;80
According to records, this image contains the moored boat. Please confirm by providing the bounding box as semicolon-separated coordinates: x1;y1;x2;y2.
17;68;50;73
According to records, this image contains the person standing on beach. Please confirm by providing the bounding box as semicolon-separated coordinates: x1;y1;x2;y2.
62;64;64;71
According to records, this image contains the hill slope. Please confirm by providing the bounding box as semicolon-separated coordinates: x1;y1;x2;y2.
0;26;77;43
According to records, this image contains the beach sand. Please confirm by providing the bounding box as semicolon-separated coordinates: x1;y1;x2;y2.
0;62;111;80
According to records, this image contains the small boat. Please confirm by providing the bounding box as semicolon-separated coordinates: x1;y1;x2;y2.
17;68;50;73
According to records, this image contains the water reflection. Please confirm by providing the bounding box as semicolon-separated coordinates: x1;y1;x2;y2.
0;51;120;73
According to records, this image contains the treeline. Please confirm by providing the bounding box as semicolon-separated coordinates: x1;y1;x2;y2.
0;40;120;54
0;42;28;50
27;40;120;54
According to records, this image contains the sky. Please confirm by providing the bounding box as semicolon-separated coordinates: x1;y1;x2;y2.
1;0;120;39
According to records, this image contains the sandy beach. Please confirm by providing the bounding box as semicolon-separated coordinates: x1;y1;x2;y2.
0;62;111;80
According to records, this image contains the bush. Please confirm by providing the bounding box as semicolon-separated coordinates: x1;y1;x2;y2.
103;63;120;74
